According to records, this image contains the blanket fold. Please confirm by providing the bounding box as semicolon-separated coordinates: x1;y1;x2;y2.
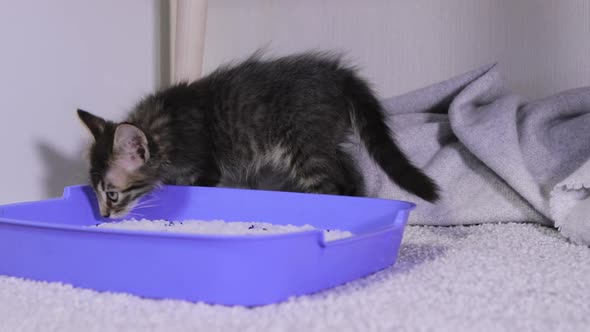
351;64;590;245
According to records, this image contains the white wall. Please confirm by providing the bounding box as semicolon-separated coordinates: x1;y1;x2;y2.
0;0;158;204
203;0;590;100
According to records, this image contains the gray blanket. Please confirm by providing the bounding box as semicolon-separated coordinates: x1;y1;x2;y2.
346;64;590;245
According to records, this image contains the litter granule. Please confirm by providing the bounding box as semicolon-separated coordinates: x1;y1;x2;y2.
94;219;352;242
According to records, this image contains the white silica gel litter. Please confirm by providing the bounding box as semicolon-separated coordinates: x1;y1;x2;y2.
95;219;353;242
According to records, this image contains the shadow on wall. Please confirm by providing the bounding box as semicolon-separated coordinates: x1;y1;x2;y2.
36;140;88;198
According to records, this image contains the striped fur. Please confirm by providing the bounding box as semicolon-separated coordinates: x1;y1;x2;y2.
78;51;439;218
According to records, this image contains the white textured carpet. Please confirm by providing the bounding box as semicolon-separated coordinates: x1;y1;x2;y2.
1;223;589;332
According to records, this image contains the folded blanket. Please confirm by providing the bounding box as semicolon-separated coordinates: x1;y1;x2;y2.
346;64;590;245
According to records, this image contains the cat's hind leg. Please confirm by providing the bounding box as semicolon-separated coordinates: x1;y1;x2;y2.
289;148;363;196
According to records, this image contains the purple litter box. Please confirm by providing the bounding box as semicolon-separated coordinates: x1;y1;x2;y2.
0;185;414;306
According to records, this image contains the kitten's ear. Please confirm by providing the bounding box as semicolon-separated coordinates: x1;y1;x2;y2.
113;124;150;172
77;109;107;139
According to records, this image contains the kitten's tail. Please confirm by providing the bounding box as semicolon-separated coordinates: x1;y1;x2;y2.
344;75;440;202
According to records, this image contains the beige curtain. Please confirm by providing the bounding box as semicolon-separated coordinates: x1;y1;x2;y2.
167;0;208;84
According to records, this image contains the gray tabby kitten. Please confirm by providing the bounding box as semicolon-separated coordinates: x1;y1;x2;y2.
78;52;439;218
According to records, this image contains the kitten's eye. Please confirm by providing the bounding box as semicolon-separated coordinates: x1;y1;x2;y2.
106;191;119;202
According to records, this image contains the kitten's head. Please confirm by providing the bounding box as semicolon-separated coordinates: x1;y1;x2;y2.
77;109;158;218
